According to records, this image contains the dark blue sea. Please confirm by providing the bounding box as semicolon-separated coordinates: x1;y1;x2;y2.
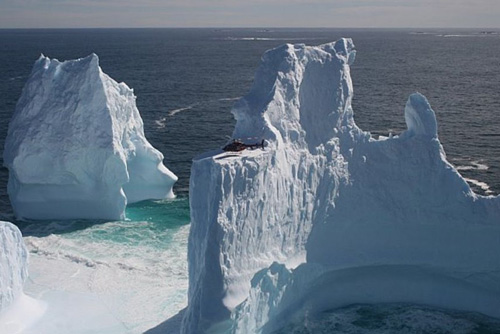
0;28;499;333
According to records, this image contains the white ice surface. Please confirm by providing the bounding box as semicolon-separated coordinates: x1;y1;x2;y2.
3;54;177;220
183;39;500;334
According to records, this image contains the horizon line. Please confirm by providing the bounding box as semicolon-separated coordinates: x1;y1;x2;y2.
1;26;499;30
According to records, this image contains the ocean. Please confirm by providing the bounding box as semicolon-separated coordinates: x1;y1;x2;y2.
0;28;499;333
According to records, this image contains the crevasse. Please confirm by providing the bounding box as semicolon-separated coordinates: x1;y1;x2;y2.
183;39;500;334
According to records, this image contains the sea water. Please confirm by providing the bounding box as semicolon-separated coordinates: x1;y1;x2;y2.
14;198;189;333
0;28;499;333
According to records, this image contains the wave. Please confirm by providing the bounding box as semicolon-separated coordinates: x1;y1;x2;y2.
23;217;190;272
155;97;241;128
168;104;198;117
464;177;493;195
167;97;240;117
455;160;489;171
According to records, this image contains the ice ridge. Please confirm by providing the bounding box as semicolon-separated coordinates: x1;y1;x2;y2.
4;54;177;220
183;39;500;334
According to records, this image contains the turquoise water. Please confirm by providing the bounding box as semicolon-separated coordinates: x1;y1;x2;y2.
18;197;190;334
17;195;190;244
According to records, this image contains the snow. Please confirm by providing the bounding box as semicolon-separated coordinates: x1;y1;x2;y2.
0;221;46;334
183;39;500;334
3;54;177;220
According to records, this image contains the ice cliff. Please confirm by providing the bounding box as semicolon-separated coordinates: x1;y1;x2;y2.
0;221;27;313
4;54;177;220
183;39;500;333
0;221;45;333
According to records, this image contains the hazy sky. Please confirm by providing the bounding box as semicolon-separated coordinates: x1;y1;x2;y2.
1;0;499;29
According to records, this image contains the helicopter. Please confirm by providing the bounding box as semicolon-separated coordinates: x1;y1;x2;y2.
222;138;266;152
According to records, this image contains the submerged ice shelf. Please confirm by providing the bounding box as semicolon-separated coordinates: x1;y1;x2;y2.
183;39;500;334
3;54;177;220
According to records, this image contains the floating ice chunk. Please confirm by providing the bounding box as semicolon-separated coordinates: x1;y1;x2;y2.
4;54;177;220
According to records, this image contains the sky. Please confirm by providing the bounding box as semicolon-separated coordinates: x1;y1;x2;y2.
0;0;499;29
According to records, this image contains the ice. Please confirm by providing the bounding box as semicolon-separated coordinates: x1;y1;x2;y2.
0;221;28;312
402;93;437;138
3;54;177;220
183;39;500;333
0;221;46;334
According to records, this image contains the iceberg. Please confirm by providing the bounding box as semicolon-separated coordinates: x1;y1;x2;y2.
0;221;28;313
4;54;177;220
0;221;45;334
183;39;500;333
